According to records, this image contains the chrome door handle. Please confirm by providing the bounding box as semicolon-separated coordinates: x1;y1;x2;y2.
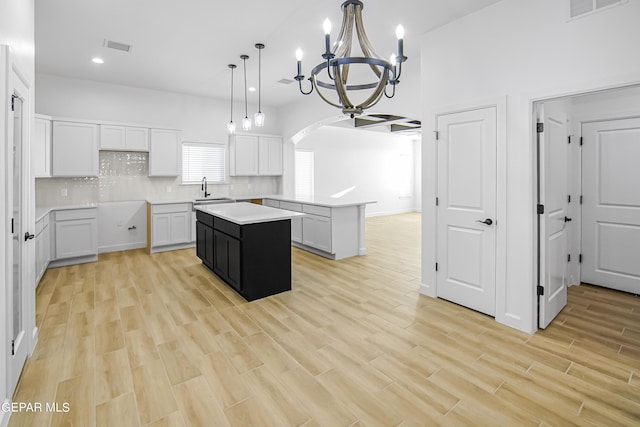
476;218;493;226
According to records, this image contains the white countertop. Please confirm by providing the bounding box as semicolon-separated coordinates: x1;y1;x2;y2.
36;204;97;221
262;194;377;208
195;202;304;225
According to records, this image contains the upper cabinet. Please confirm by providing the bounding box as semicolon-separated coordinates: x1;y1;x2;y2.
149;129;181;176
52;121;99;177
33;115;52;178
100;125;149;152
230;134;283;176
258;136;283;175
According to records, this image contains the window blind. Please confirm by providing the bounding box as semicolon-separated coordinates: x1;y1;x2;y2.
295;150;314;196
182;142;226;184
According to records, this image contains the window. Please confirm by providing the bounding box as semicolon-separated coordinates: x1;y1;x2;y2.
182;142;225;184
295;150;314;196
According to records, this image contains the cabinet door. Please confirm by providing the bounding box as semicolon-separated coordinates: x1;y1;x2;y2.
152;214;171;246
55;218;98;259
227;236;241;289
302;214;332;252
33;117;52;177
100;125;126;150
36;229;44;280
149;129;181;176
259;136;283;175
196;221;215;268
170;212;190;244
125;127;149;151
291;216;302;243
52;121;99;177
213;230;228;277
232;135;259;176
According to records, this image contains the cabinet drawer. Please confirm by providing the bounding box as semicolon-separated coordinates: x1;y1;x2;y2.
196;210;214;228
279;201;303;212
302;204;331;217
214;217;241;239
152;203;191;214
55;208;97;221
263;199;280;208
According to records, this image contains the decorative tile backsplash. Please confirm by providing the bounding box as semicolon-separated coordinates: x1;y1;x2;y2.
36;151;280;207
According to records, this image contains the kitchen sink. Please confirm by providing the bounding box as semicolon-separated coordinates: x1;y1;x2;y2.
194;197;234;203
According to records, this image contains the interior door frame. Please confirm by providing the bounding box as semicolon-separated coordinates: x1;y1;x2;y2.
530;81;640;329
2;44;37;402
424;96;507;320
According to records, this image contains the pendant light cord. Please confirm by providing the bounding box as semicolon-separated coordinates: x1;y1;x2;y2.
258;48;262;113
230;67;234;122
243;56;248;118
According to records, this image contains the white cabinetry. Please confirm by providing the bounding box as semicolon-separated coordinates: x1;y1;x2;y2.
52;121;99;177
35;214;51;286
149;203;193;252
302;214;332;252
230;134;283;176
149;129;181;176
230;135;259;176
53;208;98;260
33;115;52;177
258;136;283;175
100;125;149;151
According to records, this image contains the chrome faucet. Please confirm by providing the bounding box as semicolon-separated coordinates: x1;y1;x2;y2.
201;177;210;198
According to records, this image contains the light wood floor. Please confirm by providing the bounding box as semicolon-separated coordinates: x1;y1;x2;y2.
9;213;640;426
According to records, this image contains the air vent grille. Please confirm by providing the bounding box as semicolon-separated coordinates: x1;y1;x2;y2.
103;39;132;52
569;0;626;19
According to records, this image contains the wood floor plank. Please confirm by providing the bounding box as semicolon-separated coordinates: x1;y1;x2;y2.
172;376;230;427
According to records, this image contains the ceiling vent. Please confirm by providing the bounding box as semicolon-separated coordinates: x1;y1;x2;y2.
568;0;626;19
278;78;294;85
103;39;132;52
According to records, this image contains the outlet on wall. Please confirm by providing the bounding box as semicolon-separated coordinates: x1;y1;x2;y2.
61;188;68;197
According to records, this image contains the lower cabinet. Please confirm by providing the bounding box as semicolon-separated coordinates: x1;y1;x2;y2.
291;216;302;243
148;203;193;252
196;210;291;301
54;209;98;259
196;220;214;269
302;214;332;252
213;230;241;292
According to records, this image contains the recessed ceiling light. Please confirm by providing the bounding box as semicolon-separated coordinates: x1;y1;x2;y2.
248;86;256;92
92;57;104;64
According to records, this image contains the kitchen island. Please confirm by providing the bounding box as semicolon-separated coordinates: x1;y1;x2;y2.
195;202;304;301
262;195;376;260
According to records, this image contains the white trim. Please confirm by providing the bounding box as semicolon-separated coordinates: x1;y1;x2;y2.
98;242;147;254
365;208;417;218
0;398;10;427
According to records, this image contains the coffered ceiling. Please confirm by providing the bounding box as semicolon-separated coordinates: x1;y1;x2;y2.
35;0;502;108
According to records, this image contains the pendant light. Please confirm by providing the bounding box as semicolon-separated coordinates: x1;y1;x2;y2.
227;64;237;134
254;43;265;127
240;54;252;131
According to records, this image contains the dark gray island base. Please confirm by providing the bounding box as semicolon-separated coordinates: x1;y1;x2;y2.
196;206;296;301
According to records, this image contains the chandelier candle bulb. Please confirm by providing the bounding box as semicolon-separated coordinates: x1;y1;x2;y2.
323;18;333;57
295;48;303;77
396;24;406;61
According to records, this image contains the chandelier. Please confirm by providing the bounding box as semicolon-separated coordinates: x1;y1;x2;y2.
294;0;406;117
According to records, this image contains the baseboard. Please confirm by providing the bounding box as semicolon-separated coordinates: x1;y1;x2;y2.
366;208;419;218
150;242;195;254
48;254;98;268
99;242;147;254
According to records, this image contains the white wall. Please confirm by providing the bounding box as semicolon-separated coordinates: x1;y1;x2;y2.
35;74;283;204
0;0;35;424
295;126;417;216
421;0;640;333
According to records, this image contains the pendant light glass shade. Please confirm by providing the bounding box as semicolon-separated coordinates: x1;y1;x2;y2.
241;54;252;131
254;43;265;128
227;64;237;134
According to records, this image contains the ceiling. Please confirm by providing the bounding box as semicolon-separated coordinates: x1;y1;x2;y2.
35;0;502;108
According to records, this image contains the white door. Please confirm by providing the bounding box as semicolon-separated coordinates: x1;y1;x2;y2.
581;118;640;294
538;105;569;329
436;107;497;316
